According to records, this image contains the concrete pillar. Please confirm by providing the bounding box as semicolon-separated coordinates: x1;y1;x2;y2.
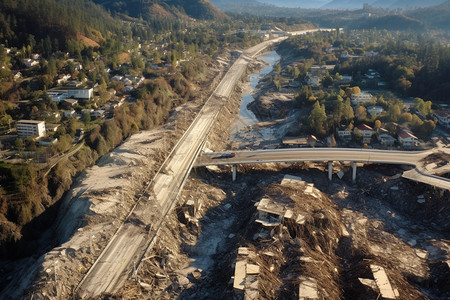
232;165;237;182
328;161;333;181
351;161;357;183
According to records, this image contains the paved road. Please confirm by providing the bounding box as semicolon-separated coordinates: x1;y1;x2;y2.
196;148;450;190
76;29;329;297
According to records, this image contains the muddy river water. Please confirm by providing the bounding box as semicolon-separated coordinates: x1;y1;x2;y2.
231;51;280;140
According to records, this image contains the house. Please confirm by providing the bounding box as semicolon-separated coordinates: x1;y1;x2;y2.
16;120;46;138
354;124;373;144
282;135;318;148
376;128;396;146
13;71;22;80
63;98;78;107
57;74;71;85
111;75;123;81
73;62;83;71
351;92;373;106
45;123;61;133
340;75;352;82
306;75;321;87
337;126;352;141
82;109;94;115
124;86;135;93
64;110;76;118
434;110;449;128
24;59;39;68
367;106;384;117
398;129;419;147
91;109;105;118
65;81;82;87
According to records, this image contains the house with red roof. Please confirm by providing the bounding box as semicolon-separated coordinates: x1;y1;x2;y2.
397;129;419;147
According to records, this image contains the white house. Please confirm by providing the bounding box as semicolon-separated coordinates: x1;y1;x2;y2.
16;120;46;138
398;129;419;147
351;92;373;106
57;74;71;85
434;110;449;128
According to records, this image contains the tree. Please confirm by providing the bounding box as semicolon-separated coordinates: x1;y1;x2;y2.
308;101;328;137
355;106;367;121
83;111;91;124
345;86;360;97
413;97;432;116
413;120;436;140
294;85;313;107
374;120;381;129
15;138;24;152
322;72;333;87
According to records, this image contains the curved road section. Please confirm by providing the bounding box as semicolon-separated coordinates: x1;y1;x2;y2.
195;148;450;190
75;31;327;297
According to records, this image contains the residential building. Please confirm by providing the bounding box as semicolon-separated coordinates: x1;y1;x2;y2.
398;129;419;147
355;124;373;144
24;59;39;68
57;74;71;85
45;124;61;133
63;98;78;107
351;92;373;106
91;109;105;118
434;110;449;128
367;106;384;117
376;128;396;146
16;120;46;138
336;126;352;141
306;75;321;87
64;110;76;118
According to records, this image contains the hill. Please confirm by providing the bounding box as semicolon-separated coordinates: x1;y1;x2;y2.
92;0;228;21
406;1;450;29
350;14;425;31
0;0;120;53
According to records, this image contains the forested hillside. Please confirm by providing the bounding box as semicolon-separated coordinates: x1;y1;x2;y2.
0;0;121;53
92;0;228;21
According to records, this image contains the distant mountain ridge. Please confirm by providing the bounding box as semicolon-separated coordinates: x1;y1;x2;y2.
212;0;448;9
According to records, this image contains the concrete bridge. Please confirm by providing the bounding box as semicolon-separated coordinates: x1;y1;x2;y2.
195;147;450;190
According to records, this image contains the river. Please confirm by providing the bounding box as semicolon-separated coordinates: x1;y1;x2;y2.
230;50;280;142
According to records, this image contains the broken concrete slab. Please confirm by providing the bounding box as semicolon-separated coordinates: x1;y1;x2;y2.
299;276;319;299
370;265;397;299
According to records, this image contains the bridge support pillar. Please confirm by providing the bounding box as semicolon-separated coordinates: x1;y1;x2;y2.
328;161;333;181
351;161;357;183
232;165;237;182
